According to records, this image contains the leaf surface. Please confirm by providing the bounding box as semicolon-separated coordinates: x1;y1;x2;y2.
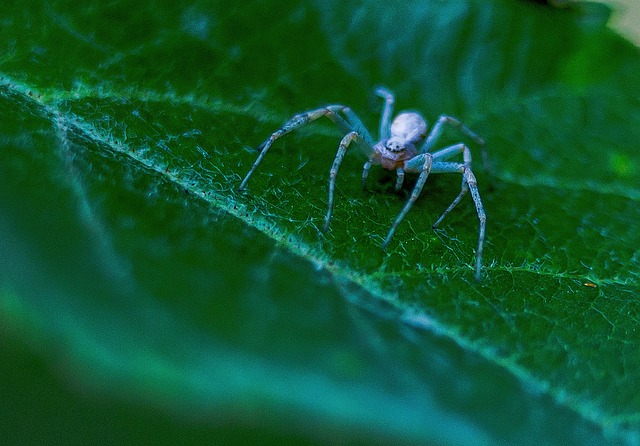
1;0;640;444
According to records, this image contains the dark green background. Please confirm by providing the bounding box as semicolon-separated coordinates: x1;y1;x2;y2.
1;0;640;444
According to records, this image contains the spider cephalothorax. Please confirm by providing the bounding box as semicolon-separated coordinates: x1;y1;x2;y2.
238;88;487;281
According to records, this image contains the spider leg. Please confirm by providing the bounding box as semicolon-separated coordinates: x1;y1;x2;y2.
362;87;395;189
382;154;433;248
464;168;486;281
431;167;485;281
429;144;486;281
375;87;395;140
431;181;467;230
342;107;375;147
362;160;373;189
430;143;473;227
420;115;490;175
238;105;354;191
430;142;470;162
324;131;363;231
395;168;405;191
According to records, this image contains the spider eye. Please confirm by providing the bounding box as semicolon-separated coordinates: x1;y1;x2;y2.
386;139;404;152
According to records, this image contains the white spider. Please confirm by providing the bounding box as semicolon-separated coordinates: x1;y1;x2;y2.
238;87;487;281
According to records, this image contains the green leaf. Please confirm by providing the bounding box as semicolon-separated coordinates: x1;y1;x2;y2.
1;0;640;444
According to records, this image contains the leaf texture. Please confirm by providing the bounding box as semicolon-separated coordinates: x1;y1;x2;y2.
1;0;640;444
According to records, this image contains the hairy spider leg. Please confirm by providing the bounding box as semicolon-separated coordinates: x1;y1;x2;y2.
381;153;433;249
375;87;395;140
429;143;486;281
421;115;490;175
238;105;356;191
324;131;364;231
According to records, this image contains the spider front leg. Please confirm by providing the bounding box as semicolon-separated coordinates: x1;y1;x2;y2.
382;154;433;248
448;166;486;282
361;160;403;190
362;160;373;188
324;131;365;231
428;171;486;281
395;168;405;191
428;152;486;281
429;142;474;228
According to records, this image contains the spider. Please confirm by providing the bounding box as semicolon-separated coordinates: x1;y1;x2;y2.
238;87;487;281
